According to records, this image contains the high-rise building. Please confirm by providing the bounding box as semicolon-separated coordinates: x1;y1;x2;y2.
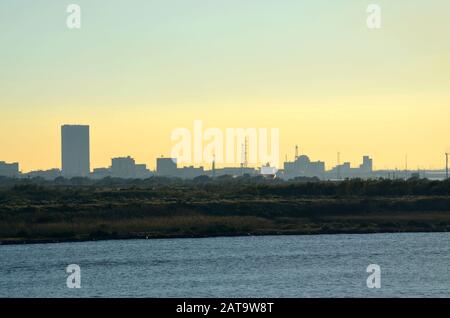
61;125;90;177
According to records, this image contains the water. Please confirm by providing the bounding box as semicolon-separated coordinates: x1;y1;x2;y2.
1;232;449;297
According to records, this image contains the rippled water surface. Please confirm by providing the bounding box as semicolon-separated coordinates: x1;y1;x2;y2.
1;232;449;297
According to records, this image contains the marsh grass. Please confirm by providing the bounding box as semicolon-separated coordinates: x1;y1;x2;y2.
1;179;449;243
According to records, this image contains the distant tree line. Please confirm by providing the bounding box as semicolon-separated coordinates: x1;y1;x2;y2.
0;175;449;197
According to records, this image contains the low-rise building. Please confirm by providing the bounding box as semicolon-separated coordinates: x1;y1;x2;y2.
0;161;19;177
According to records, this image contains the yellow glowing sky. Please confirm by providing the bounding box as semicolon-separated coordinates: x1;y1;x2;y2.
1;1;449;171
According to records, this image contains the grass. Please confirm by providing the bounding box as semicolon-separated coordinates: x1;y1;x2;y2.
0;179;449;244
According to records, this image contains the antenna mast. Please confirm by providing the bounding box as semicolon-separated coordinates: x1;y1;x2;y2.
212;153;216;177
337;152;341;180
446;153;449;180
244;137;248;168
405;154;408;180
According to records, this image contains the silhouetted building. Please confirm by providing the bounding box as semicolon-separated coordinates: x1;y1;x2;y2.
91;157;151;179
61;125;90;177
0;161;19;177
328;156;373;179
211;167;257;177
91;168;111;179
111;156;136;178
177;166;205;179
283;155;325;179
360;155;373;173
157;157;177;176
24;169;61;180
135;164;152;179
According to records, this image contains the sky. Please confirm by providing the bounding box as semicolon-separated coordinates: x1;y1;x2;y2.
1;0;450;171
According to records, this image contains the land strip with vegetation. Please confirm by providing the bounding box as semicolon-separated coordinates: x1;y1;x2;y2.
0;176;449;244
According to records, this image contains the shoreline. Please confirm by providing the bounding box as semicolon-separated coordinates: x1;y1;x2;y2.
1;228;449;246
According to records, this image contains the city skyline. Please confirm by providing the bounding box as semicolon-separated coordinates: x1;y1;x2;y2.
1;124;449;181
1;122;450;174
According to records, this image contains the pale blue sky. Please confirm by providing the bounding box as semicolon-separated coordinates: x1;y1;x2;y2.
2;0;449;108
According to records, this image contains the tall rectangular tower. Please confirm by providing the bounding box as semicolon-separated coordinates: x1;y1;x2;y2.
61;125;90;177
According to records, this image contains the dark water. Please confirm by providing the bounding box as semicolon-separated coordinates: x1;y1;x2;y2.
1;232;449;297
